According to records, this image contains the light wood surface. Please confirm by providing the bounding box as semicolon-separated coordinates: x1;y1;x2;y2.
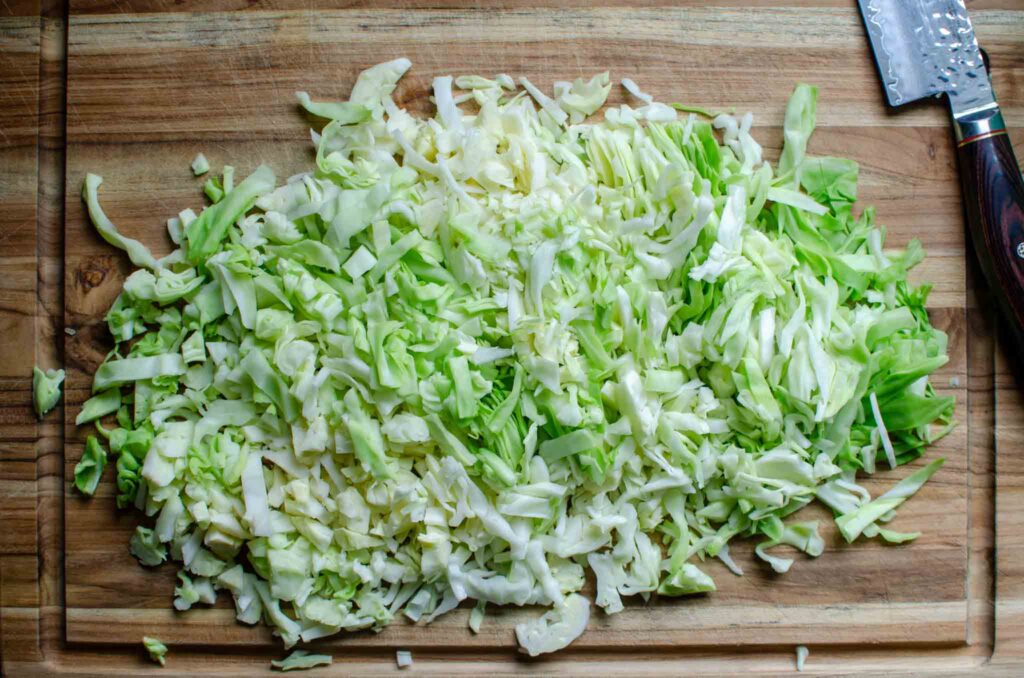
2;0;1023;674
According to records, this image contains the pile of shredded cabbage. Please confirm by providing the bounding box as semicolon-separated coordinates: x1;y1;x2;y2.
76;59;954;656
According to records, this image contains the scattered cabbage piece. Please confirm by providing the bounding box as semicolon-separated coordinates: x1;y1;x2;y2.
515;594;591;657
469;600;486;634
796;645;809;672
83;174;160;270
33;366;64;418
836;459;945;542
143;636;168;666
73;436;107;496
191;153;210;176
129;526;167;567
864;525;920;543
296;91;370;124
396;650;413;669
78;61;954;656
271;650;332;672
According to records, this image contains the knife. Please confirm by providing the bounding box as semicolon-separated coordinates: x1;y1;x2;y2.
857;0;1024;349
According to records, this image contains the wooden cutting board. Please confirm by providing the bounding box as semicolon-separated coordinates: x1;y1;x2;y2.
3;1;1024;675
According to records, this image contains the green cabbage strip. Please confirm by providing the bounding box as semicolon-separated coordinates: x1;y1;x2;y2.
295;91;370;125
75;388;121;425
74;436;107;496
271;650;333;672
83;174;161;270
78;61;954;655
33;366;64;418
835;458;944;542
143;636;168;666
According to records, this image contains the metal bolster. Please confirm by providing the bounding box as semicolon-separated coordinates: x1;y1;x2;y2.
953;107;1007;144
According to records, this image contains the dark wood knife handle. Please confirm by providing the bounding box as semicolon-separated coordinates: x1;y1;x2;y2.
956;128;1024;349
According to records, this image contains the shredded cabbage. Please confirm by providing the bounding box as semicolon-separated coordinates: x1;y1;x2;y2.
796;645;809;671
83;174;161;271
74;436;107;496
271;650;332;672
130;525;168;567
78;63;954;655
515;593;591;657
191;153;210;176
33;366;64;418
76;388;121;425
143;636;168;666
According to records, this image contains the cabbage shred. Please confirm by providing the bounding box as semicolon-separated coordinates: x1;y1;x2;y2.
33;366;65;418
78;60;953;653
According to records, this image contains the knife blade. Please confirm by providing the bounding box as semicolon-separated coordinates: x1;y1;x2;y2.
858;0;996;120
858;0;1024;367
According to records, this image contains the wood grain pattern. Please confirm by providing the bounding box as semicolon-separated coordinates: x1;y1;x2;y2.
61;7;1024;134
992;324;1024;663
2;0;1024;674
64;0;1024;15
0;8;44;674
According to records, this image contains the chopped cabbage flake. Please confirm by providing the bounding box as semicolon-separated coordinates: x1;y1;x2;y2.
271;650;332;672
143;636;168;666
33;366;64;418
515;594;591;657
796;645;809;671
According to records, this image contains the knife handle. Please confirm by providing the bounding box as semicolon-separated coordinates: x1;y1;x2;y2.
954;110;1024;349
